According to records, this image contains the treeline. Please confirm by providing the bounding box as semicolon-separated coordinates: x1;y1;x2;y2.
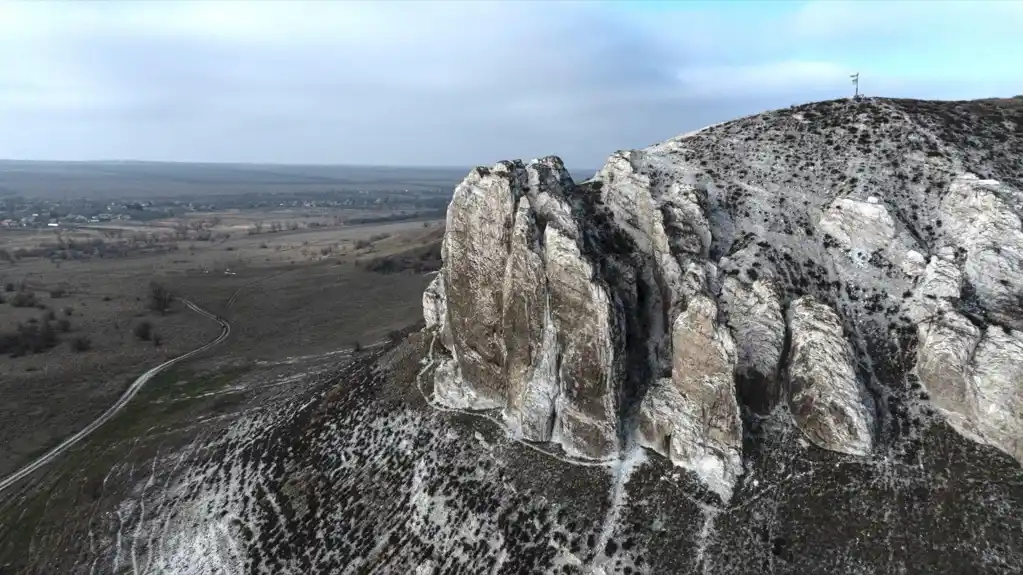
360;240;442;275
346;209;445;226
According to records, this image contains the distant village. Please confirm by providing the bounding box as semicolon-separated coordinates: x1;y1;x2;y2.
0;189;449;230
0;198;208;229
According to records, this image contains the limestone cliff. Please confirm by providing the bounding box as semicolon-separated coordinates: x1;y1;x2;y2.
424;97;1023;499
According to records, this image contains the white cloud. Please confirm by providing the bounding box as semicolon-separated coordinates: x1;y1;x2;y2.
678;61;850;98
0;0;1019;166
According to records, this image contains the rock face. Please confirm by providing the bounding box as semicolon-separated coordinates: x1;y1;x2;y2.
425;97;1023;498
786;297;875;455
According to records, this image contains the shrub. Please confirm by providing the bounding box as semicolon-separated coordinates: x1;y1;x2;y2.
57;318;71;332
134;321;153;341
149;282;173;314
43;309;56;321
50;288;67;298
10;291;38;308
4;282;13;292
63;307;73;316
0;321;59;356
70;336;92;352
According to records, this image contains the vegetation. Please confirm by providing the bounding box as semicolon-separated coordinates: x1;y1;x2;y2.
149;282;174;314
10;291;39;308
134;321;153;341
361;241;442;275
70;336;92;352
0;321;59;356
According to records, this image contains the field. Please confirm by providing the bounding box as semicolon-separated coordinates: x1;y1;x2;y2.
0;162;449;480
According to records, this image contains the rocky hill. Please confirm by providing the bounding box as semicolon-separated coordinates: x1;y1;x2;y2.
11;97;1021;575
425;96;1023;501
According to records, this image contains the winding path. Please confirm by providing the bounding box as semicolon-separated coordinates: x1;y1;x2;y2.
0;299;230;495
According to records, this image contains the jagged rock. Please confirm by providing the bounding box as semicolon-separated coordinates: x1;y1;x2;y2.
636;295;742;501
501;197;554;441
938;174;1023;330
786;297;875;456
720;277;786;414
422;275;446;331
426;97;1023;500
440;162;522;409
915;310;984;441
543;226;621;458
970;328;1023;461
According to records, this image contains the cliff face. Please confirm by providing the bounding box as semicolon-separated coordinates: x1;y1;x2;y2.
424;97;1023;499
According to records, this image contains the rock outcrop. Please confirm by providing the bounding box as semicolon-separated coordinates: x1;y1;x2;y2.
786;296;875;456
424;97;1023;498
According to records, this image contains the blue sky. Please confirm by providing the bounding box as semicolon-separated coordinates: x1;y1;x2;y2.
0;0;1020;167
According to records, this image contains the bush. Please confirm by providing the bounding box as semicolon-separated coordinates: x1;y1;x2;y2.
4;282;14;293
0;321;59;356
70;336;92;352
134;321;153;341
63;306;73;316
149;282;173;314
50;288;66;298
10;291;38;308
43;309;56;321
57;318;71;332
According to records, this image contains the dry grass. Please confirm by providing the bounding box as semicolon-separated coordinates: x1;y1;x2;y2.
0;215;443;476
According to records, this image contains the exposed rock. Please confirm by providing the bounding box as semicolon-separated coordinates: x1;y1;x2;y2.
938;174;1023;330
422;275;446;331
720;277;786;414
425;97;1023;498
819;197;898;256
915;310;984;441
636;295;742;501
786;297;875;456
501;197;551;440
970;328;1023;461
440;163;522;409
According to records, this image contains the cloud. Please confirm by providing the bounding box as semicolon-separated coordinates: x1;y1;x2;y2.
0;0;1019;168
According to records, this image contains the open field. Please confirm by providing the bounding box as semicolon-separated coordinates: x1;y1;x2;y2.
1;205;443;479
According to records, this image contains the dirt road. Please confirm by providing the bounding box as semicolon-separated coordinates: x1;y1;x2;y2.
0;299;230;494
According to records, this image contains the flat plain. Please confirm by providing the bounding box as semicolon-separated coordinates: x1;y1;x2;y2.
0;162;448;480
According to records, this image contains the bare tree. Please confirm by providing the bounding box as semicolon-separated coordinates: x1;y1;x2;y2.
148;282;174;314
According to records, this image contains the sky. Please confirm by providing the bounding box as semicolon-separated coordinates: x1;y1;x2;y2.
1;0;1021;168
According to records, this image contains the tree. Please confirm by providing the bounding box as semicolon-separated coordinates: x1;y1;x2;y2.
149;282;174;314
70;336;91;352
134;321;153;341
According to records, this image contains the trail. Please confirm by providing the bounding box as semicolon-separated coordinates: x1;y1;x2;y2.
0;299;230;495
